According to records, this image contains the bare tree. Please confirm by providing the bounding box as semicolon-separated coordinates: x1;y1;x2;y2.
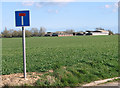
108;30;114;35
18;29;22;37
9;29;14;34
0;34;2;38
65;29;75;34
12;30;19;37
30;28;39;36
25;30;32;37
96;27;105;31
2;27;12;38
39;27;46;36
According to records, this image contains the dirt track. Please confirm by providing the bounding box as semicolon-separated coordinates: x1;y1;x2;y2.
0;72;120;87
97;82;119;86
82;77;120;87
0;72;42;87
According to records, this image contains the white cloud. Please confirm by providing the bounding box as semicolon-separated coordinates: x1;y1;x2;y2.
51;0;76;2
22;1;34;6
47;9;59;14
35;2;43;7
114;2;118;7
22;0;76;7
113;9;117;12
22;2;68;8
105;5;111;8
113;3;118;12
34;2;67;8
55;10;59;14
104;3;119;13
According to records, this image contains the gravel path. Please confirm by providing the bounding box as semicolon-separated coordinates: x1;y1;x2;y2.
1;73;119;87
82;77;120;87
0;72;42;87
97;82;119;86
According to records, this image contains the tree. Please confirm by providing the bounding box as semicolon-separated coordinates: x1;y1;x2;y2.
2;27;12;38
30;28;39;36
0;34;2;38
65;29;74;34
39;27;46;36
25;30;32;37
12;30;19;37
96;27;105;31
108;30;114;35
9;29;14;34
18;30;22;37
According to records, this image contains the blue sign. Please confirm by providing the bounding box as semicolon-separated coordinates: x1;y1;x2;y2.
15;10;30;27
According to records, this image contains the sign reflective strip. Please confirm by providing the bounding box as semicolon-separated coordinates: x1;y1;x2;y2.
22;16;23;25
19;13;26;25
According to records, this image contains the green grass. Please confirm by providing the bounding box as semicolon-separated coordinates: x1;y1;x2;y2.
2;35;118;86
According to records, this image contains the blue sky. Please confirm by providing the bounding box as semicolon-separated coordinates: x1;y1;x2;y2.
2;2;118;33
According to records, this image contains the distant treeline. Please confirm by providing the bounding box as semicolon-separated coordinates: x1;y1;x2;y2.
0;27;76;38
1;27;114;38
1;27;46;38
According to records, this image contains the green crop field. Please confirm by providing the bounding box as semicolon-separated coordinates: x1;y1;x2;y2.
2;35;118;86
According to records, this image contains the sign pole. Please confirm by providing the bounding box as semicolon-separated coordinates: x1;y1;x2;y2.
15;10;30;79
22;26;26;79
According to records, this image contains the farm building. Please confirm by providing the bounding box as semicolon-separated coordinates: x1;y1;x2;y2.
44;30;109;37
86;30;109;35
58;34;73;37
74;32;85;36
56;31;66;34
53;31;73;37
44;31;73;37
44;32;53;36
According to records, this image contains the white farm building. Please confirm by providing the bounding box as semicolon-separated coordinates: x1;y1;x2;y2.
86;30;109;35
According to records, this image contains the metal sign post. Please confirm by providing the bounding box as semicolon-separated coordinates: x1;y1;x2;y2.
15;10;30;79
22;26;26;79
